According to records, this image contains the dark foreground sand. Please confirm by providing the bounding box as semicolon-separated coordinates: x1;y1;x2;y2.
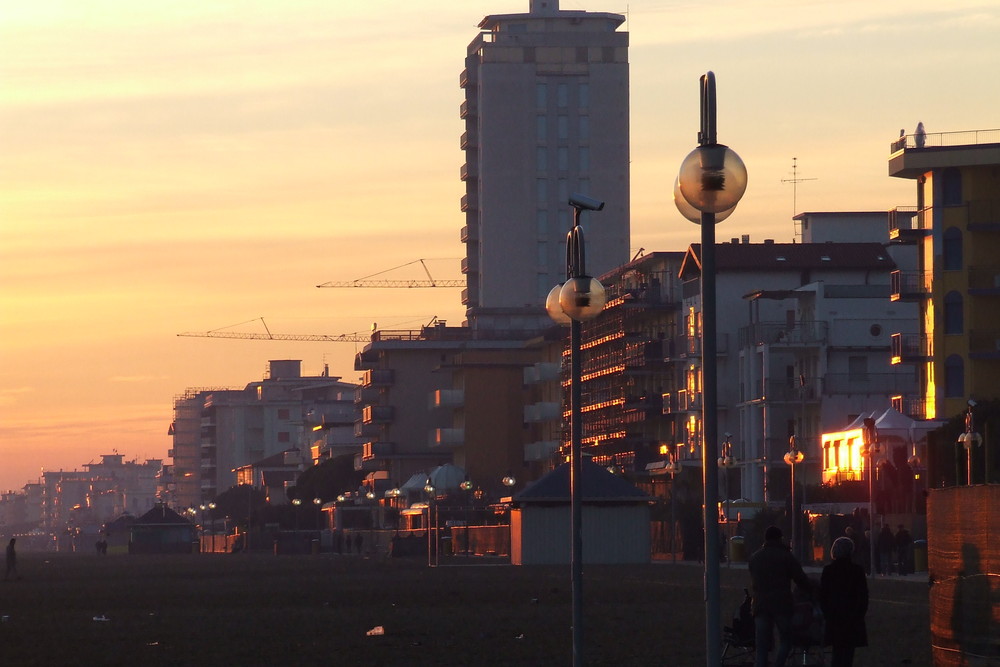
0;552;929;666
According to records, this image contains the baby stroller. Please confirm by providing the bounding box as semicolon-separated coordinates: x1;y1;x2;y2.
722;587;827;666
721;589;755;666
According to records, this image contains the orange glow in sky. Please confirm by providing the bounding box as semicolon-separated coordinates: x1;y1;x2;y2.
2;1;999;491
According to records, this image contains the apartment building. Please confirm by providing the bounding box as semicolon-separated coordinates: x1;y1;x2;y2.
166;361;359;508
887;127;1000;422
460;0;630;331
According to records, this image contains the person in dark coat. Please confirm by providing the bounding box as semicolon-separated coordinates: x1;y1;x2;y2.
876;525;895;575
748;526;812;667
895;525;913;575
821;536;869;667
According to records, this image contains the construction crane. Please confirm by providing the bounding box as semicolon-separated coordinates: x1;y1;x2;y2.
177;318;372;343
317;258;464;288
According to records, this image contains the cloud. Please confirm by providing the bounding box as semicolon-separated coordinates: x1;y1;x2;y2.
109;375;168;383
0;386;34;406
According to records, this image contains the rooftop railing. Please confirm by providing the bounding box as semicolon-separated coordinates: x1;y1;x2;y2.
890;128;1000;152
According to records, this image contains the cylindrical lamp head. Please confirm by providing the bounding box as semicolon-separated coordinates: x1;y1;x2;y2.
678;144;748;213
559;276;606;321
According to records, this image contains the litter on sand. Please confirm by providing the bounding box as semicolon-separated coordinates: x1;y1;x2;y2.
366;625;385;636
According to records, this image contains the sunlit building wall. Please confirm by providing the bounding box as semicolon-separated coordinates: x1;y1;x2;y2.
888;127;1000;421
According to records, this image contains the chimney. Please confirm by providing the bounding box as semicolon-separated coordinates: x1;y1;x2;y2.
741;234;750;244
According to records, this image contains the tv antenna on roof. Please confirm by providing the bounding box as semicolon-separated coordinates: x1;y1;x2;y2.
781;157;817;240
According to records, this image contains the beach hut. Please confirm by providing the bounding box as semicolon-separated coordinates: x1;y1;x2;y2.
510;460;651;565
129;504;198;554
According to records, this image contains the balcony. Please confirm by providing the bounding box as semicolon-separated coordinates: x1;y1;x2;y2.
825;373;918;396
354;421;380;439
966;199;1000;231
430;428;464;449
461;255;479;274
739;321;828;348
969;329;1000;359
524;440;559;462
459;98;477;119
968;267;1000;295
362;441;395;461
460;129;478;150
460;223;479;243
460;192;478;212
892;395;928;420
677;389;701;412
661;392;679;415
429;389;465;409
888;206;929;243
891;333;932;364
354;385;381;406
890;270;932;301
361;369;394;387
362;405;394;424
747;378;822;403
524;402;560;423
524;362;560;385
460;162;478;181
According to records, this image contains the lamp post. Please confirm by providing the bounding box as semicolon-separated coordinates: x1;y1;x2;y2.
675;71;748;667
208;502;216;553
460;478;473;557
862;417;881;577
292;498;302;550
783;437;804;561
664;448;680;565
958;400;981;486
546;193;607;667
718;433;738;565
424;478;437;567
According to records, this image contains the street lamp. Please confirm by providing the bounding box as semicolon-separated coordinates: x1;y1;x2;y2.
783;436;804;561
424;478;437;567
460;478;473;557
292;498;303;545
675;71;747;667
546;193;607;667
718;433;738;564
313;497;323;533
862;417;881;577
208;502;216;553
958;400;982;486
664;447;680;565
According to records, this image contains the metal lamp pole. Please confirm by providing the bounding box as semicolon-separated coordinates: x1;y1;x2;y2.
863;417;880;577
783;438;804;560
675;71;748;667
545;195;607;667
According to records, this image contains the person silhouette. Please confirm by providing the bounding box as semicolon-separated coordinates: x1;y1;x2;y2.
4;538;18;580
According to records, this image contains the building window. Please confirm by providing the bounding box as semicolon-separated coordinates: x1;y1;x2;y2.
579;116;589;141
536;147;548;172
579;83;589;109
848;356;868;382
277;409;290;420
944;291;964;334
558;146;568;171
943;227;963;270
537;241;547;268
536;116;547;142
945;354;964;398
577;178;590;195
536;179;547;203
536;83;547;109
942;167;963;206
557;115;569;140
536;210;548;237
558;179;568;203
557;83;568;108
579;146;590;172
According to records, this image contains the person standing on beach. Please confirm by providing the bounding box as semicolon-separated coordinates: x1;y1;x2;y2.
820;536;869;666
4;538;17;580
748;525;812;667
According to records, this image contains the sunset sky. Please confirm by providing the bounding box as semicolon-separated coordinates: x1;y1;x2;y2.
1;0;998;492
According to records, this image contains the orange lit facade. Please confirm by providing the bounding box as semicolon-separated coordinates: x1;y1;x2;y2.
888;128;1000;421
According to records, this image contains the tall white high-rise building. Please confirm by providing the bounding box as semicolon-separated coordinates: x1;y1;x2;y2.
460;0;630;331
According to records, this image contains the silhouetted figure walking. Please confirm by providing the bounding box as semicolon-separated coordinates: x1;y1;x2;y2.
895;525;912;575
748;526;812;667
4;538;18;580
821;536;869;666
